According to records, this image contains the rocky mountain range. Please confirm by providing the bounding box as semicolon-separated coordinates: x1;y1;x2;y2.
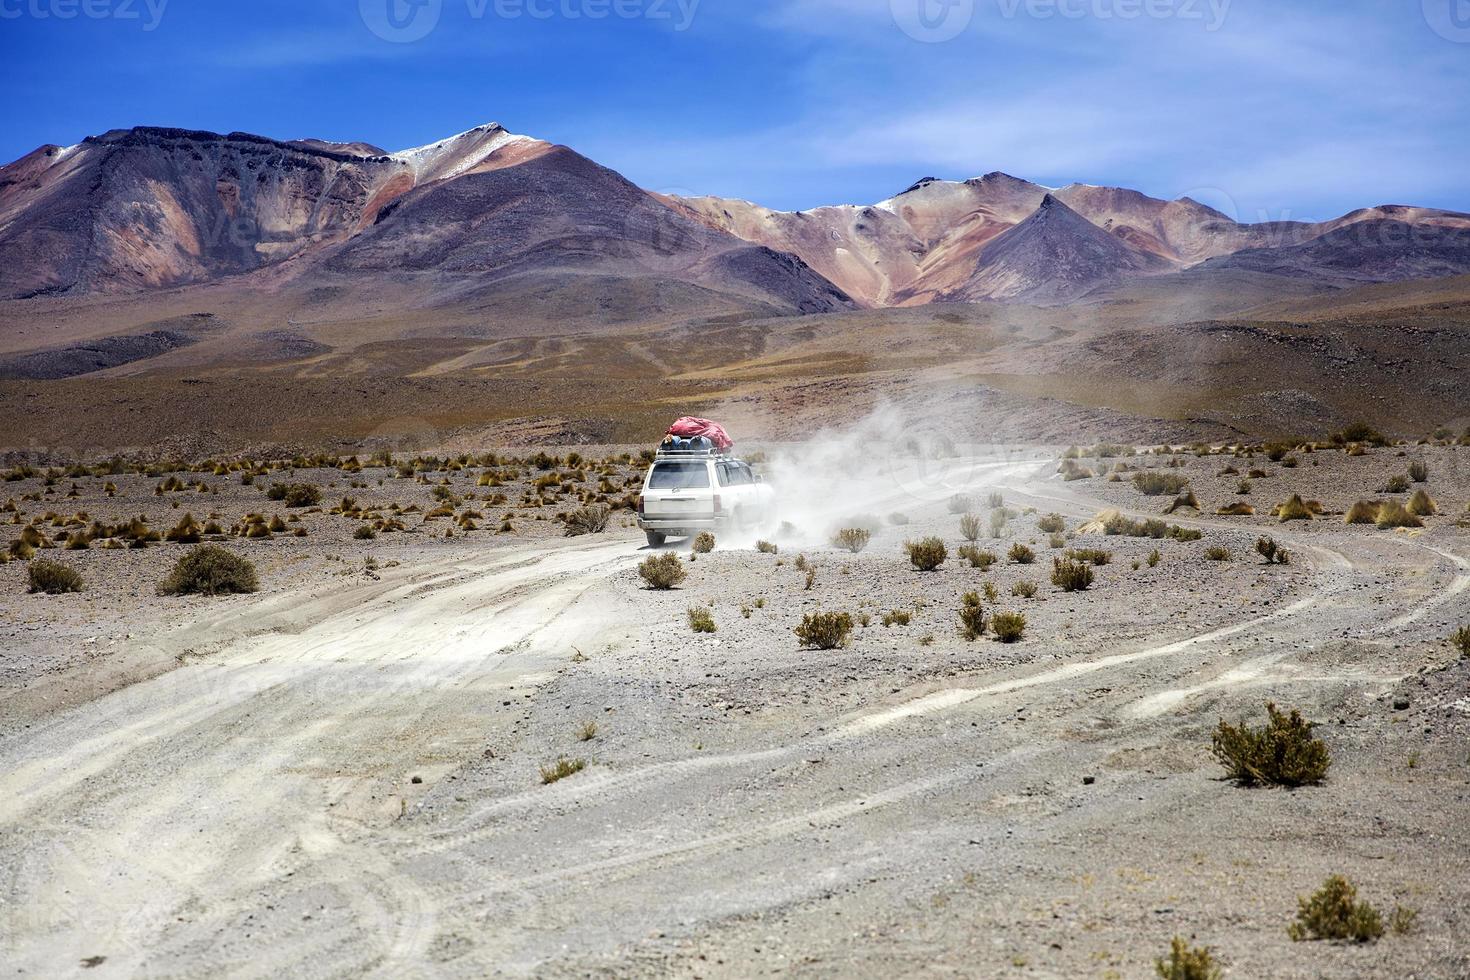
4;121;1469;316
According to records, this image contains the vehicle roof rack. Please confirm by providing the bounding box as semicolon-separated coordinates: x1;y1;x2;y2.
654;446;735;460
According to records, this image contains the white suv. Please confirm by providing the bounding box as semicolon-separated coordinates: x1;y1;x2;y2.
637;450;774;547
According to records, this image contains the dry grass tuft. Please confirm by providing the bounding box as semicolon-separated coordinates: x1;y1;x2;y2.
831;527;871;553
1345;500;1381;524
1276;494;1314;522
563;504;612;536
692;531;716;554
1375;500;1423;529
1406;489;1437;516
28;559;83;594
539;757;586;785
1133;472;1189;496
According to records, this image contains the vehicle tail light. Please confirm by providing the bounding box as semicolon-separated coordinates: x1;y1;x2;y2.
713;494;723;514
637;496;645;516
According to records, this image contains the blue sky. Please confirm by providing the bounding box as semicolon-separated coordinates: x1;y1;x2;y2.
2;0;1467;220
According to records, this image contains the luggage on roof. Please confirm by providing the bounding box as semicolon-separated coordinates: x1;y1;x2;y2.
665;416;732;451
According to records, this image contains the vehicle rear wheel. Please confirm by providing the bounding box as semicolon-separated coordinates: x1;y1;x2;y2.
645;530;667;548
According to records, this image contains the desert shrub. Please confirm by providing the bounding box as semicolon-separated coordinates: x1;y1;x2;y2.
1255;536;1290;564
1011;580;1038;599
1389;906;1420;936
947;493;974;514
1154;937;1221;980
267;483;322;508
1236;478;1253;495
1036;513;1065;534
1007;543;1036;564
1345;500;1381;524
687;606;716;633
355;525;377;540
1059;459;1094;481
165;514;202;543
958;591;987;641
840;513;883;534
1276;494;1314;522
1204;546;1231;562
958;513;982;542
1450;625;1470;658
1133;472;1189;496
1375;501;1423;529
1051;557;1094;592
795;611;854;650
888;511;909;526
27;559;83;595
991;610;1026;642
1381;474;1411;494
1163;491;1201;514
1405;489;1437;516
881;609;911;627
539;757;586;785
692;531;716;554
1065;548;1111;566
756;539;778;554
1148;548;1162;567
803;565;817;590
1408;461;1428;483
1334;422;1387;446
638;553;687;589
905;537;947;571
1288;876;1384;943
831;527;871;553
563;504;612;536
159;545;259;596
1212;702;1329;787
957;545;996;570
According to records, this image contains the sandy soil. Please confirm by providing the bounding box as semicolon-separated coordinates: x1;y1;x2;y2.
1;444;1468;978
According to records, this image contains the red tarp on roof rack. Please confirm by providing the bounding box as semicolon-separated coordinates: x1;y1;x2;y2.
666;416;733;450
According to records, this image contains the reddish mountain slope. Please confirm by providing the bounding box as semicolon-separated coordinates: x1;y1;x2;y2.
947;194;1174;303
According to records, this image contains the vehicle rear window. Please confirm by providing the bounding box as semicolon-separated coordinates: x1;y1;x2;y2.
648;462;710;489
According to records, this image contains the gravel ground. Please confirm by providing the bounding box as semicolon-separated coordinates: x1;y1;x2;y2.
1;443;1468;978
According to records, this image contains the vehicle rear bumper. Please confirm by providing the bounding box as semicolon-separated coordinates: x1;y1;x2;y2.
638;516;725;535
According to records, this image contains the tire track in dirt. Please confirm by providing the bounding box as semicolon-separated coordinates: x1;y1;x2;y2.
0;539;641;975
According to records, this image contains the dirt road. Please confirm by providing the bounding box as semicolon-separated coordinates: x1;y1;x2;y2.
2;458;1467;978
